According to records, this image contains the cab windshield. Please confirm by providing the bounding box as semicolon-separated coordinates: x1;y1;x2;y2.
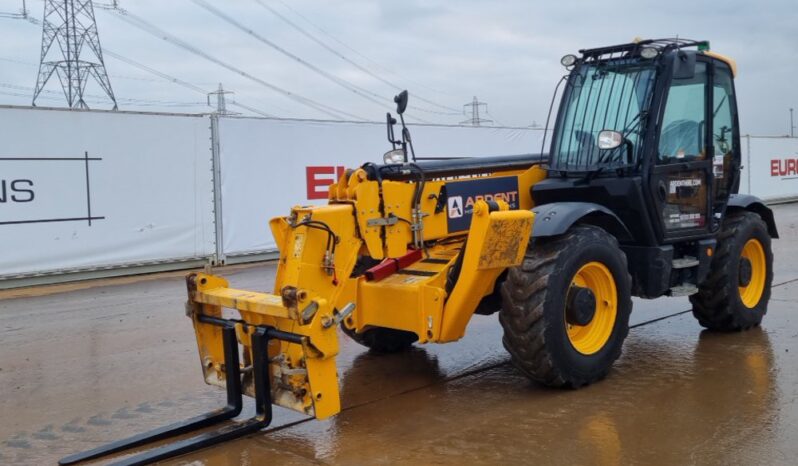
551;59;657;171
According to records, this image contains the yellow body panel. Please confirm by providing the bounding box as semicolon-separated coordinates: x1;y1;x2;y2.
197;287;291;319
440;201;533;341
703;50;738;77
357;277;447;343
354;181;384;260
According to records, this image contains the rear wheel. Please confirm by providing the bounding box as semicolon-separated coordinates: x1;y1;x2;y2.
690;211;773;330
342;325;418;353
500;225;632;388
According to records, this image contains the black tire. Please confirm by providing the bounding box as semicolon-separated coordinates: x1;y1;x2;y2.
690;211;773;331
342;325;418;353
500;225;632;388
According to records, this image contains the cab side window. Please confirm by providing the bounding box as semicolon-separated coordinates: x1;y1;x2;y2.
658;62;708;164
712;64;736;200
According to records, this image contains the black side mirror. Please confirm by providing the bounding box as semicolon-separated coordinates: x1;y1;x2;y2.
394;90;408;115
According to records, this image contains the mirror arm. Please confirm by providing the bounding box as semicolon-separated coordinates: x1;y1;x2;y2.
386;112;399;149
624;139;634;165
398;114;415;163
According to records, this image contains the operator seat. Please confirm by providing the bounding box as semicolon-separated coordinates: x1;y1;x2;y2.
659;119;701;161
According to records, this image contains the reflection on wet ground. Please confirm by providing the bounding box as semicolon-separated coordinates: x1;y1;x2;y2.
1;203;798;465
189;309;794;466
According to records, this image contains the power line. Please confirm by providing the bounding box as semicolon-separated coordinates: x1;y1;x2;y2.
191;1;387;112
1;82;206;107
0;55;203;84
102;49;277;118
104;6;367;121
0;0;28;19
253;0;461;116
272;0;459;100
190;0;434;124
110;8;355;120
484;109;507;127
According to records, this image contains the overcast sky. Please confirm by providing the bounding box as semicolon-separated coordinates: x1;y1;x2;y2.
0;0;796;134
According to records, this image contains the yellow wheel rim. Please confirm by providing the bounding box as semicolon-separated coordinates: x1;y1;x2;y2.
739;238;766;308
566;262;618;355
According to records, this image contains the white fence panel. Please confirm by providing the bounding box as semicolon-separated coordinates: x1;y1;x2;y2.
743;136;798;201
3;105;794;283
219;117;545;256
0;107;215;278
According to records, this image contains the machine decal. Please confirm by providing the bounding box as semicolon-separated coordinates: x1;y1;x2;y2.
713;154;724;178
448;196;464;218
445;176;520;232
669;177;701;194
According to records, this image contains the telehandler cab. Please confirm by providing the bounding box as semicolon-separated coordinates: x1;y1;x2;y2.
62;38;776;465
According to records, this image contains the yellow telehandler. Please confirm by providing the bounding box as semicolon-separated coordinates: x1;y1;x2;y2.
62;38;777;465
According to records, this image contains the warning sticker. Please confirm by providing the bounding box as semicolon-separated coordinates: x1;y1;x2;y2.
713;155;724;178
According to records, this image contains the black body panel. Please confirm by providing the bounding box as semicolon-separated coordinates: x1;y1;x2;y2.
532;177;659;246
369;153;546;181
727;193;779;238
620;244;673;298
531;202;631;241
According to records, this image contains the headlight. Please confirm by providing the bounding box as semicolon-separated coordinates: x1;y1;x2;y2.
383;148;406;164
640;47;659;59
560;54;578;67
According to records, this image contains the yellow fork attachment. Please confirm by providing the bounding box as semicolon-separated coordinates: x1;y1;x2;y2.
59;272;347;466
60;203;359;466
187;272;343;419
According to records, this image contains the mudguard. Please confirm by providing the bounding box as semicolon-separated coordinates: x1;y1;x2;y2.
727;194;779;238
531;202;632;241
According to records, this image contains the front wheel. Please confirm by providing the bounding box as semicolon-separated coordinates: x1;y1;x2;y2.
500;225;632;388
690;211;773;330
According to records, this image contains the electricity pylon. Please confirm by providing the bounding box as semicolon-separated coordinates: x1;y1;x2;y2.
32;0;117;109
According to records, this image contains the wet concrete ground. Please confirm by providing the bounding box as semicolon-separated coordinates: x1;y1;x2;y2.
2;203;798;465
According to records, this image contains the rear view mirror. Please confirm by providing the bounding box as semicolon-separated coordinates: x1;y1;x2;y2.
394;90;408;115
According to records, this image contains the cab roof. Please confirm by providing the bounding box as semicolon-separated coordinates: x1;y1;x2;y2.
577;38;737;77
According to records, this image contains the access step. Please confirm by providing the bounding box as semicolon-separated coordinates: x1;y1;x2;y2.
672;256;700;269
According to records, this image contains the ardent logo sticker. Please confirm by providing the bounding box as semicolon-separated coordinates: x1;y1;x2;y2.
445;176;520;232
448;196;464;218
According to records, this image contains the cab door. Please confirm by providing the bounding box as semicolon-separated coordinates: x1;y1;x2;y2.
649;58;713;241
709;62;741;217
